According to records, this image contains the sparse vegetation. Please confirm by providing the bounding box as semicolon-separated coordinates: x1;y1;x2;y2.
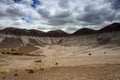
26;69;34;73
0;62;3;66
0;46;40;56
0;48;23;55
1;51;23;55
0;69;9;74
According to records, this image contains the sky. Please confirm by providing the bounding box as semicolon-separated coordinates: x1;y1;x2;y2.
0;0;120;33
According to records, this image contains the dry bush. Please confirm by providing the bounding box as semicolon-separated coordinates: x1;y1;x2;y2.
14;73;18;76
25;69;34;73
55;62;58;65
40;68;44;71
88;53;92;56
1;51;23;55
0;48;24;55
104;52;106;54
34;60;42;63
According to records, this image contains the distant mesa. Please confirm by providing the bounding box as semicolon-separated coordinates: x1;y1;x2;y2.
0;23;120;37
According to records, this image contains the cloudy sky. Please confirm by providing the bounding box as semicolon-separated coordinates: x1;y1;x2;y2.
0;0;120;33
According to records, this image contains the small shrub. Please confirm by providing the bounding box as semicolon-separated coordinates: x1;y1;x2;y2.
34;60;42;63
6;52;10;55
10;48;15;51
104;52;106;54
55;62;58;65
88;53;92;56
2;77;6;79
10;48;18;51
40;68;44;71
15;70;18;72
26;69;34;73
14;73;18;76
1;52;5;54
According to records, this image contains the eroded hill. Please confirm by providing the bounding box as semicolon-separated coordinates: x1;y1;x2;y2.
0;23;120;48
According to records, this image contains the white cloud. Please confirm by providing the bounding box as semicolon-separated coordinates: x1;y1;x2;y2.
0;0;120;33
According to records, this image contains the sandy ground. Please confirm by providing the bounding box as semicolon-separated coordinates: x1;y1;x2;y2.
0;45;120;80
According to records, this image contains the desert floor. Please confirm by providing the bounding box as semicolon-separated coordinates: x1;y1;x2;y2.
0;45;120;80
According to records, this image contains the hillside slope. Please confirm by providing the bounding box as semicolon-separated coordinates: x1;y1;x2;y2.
0;23;120;48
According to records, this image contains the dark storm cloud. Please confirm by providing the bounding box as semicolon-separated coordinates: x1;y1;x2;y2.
47;17;72;26
108;0;120;10
77;4;116;25
37;8;50;18
0;11;6;17
38;0;120;27
52;10;71;18
6;4;25;17
45;10;73;26
38;8;73;26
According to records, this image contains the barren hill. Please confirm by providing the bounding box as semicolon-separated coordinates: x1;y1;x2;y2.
46;30;69;37
72;28;97;35
0;23;120;48
98;23;120;33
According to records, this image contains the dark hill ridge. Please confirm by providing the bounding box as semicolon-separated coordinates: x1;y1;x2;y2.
0;28;69;37
0;27;47;37
72;23;120;35
98;23;120;33
0;23;120;37
46;30;69;37
72;28;97;35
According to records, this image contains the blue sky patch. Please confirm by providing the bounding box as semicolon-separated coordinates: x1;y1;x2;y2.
13;0;22;3
21;17;31;23
31;0;41;8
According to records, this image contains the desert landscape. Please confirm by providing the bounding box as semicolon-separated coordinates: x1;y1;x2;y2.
0;23;120;80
